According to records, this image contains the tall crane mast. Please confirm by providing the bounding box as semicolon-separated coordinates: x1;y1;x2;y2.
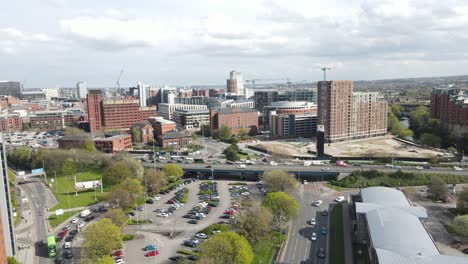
321;67;331;81
116;66;125;90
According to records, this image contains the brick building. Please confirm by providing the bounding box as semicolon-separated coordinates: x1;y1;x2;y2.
317;80;387;143
87;90;156;133
192;89;210;97
148;117;177;137
430;88;468;128
209;108;259;136
93;135;132;153
29;110;74;130
157;131;192;148
0;115;22;132
270;108;317;138
58;135;92;149
130;121;154;143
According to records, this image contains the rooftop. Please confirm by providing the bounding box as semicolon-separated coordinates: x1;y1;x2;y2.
216;107;258;114
159;130;191;139
174;109;210;115
95;134;130;141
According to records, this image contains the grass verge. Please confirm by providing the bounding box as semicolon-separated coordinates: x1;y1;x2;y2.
228;182;248;185
180;189;189;203
329;204;345;264
50;168;107;211
252;239;275;264
323;183;350;191
160;179;185;191
48;210;80;227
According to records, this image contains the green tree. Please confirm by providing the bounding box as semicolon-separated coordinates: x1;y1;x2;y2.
7;147;33;170
103;208;127;227
199;231;254;264
388;111;413;138
144;170;167;194
104;161;133;186
262;192;299;228
107;188;133;209
97;256;115;264
223;144;241;161
125;158;144;179
237;207;273;245
390;104;402;118
131;127;142;143
457;187;468;214
61;158;78;176
7;257;20;264
191;133;198;141
218;125;232;140
262;170;298;193
83;139;95;152
409;106;431;138
238;128;250;140
427;176;448;201
81;218;122;260
162;164;184;182
420;133;442;148
450;215;468;238
64;127;86;136
118;178;143;198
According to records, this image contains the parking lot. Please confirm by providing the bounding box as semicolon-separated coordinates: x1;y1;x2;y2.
122;179;261;263
4;130;61;149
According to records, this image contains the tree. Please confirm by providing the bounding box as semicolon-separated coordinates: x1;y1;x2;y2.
97;256;115;264
450;215;468;238
81;218;122;260
262;170;297;193
125;158;144;179
107;188;133;209
103;208;127;227
199;232;254;264
262;192;299;228
144;170;167;194
238;128;250;140
237;207;273;245
131;127;142;143
118;178;143;198
390;104;402;118
420;133;442;148
191;133;198;141
457;187;468;214
427;176;448;201
218;125;232;140
7;257;20;264
61;158;78;176
162;164;184;182
64;127;86;136
223;144;241;161
83;139;95;152
103;161;133;186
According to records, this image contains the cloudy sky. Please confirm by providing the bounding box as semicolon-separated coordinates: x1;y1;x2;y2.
2;0;468;88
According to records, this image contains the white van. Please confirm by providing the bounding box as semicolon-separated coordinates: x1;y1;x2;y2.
80;209;92;218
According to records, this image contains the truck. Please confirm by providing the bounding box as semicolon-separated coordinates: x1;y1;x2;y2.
237;164;246;169
335;160;347;167
304;160;325;166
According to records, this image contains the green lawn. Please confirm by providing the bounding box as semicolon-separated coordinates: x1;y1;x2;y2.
8;169;20;225
330;204;345;264
50;168;107;211
48;210;81;227
252;239;275;264
324;183;350;191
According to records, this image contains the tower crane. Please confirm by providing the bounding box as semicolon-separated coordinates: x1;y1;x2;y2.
116;66;125;90
321;67;331;81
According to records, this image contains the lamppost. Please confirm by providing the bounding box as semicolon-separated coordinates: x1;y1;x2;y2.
211;168;214;199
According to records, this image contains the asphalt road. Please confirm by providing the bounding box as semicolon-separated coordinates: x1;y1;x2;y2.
143;161;467;176
20;178;57;264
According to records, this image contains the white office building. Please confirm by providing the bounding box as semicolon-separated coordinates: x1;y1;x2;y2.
76;82;87;99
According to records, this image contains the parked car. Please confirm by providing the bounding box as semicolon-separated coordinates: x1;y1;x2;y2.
195;233;208;239
311;232;317;241
111;250;124;257
188;219;198;224
71;218;79;224
335;196;345;202
144;244;157;251
321;227;327;235
64;251;73;259
145;250;159;257
317;247;325;258
313;200;323;207
77;222;85;228
310;218;316;226
321;210;328;216
64;242;72;249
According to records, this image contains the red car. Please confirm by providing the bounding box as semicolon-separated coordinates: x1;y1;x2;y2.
145;250;160;257
166;199;176;204
224;208;237;215
111;250;123;257
58;230;68;238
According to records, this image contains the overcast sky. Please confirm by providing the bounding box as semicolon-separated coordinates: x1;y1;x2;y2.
2;0;468;88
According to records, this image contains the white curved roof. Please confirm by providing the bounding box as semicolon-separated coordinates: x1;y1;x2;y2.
360;187;411;207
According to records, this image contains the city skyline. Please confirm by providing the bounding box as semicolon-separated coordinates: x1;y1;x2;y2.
2;0;468;87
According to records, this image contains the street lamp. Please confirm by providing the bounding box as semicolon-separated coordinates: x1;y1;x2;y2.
211;168;214;199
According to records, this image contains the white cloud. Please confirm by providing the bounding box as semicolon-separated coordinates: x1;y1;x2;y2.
0;27;50;55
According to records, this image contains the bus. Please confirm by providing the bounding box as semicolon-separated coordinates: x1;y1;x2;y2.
47;235;57;257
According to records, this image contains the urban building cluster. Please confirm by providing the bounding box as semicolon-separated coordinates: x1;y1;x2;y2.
430;87;468;128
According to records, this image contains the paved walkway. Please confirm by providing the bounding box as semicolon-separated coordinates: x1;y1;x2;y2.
15;187;36;264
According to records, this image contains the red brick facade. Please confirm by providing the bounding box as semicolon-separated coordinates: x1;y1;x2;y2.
94;135;132;153
0;208;6;264
158;131;192;148
210;108;259;136
130;122;154;144
0;116;22;132
430;88;468;128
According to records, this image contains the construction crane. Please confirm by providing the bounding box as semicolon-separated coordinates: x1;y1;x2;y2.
116;66;125;90
321;67;331;81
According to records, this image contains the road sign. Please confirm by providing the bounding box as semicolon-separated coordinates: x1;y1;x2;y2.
55;209;64;216
32;168;44;174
